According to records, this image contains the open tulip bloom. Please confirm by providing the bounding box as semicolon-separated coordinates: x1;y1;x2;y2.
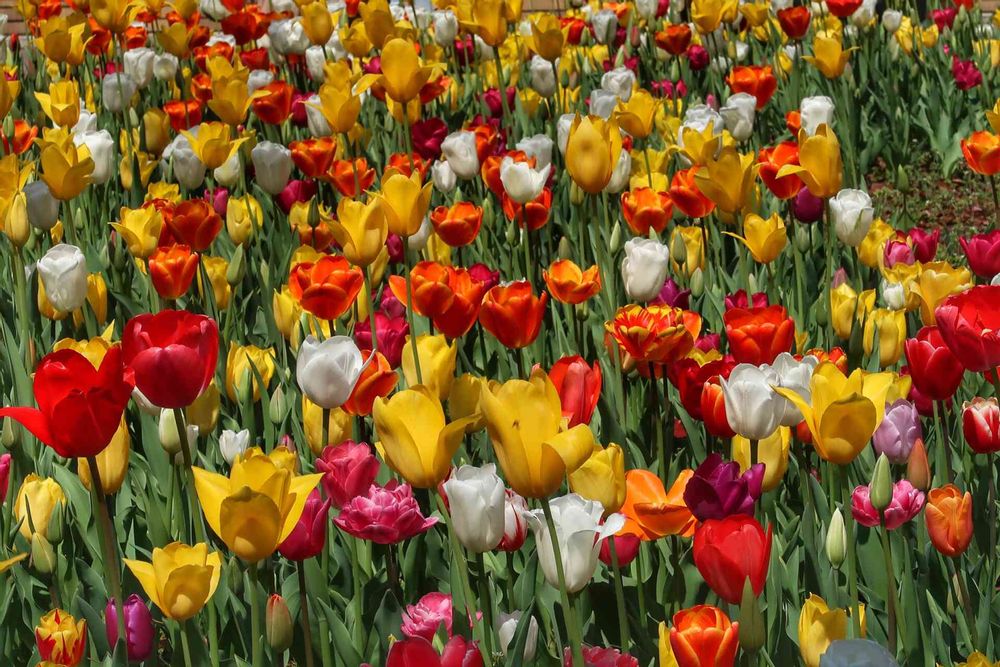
4;1;1000;666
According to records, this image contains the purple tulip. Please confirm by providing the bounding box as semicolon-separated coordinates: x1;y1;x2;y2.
683;453;764;521
791;186;824;223
106;594;154;663
650;278;691;309
872;400;922;464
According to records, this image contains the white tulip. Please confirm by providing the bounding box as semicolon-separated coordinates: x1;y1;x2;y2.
213;152;241;188
101;73;137;113
407;217;433;251
305;46;328;82
496;612;538;662
153;54;179;81
636;0;659;20
516;134;555;171
500;157;550;204
252;141;293;195
850;0;877;27
720;364;784;440
248;69;275;94
305;94;332;136
829;189;875;246
166;134;206;191
23;182;59;230
589;89;620;119
123;47;156;88
529;55;557;98
604;148;631;194
441;131;480;180
442;464;506;553
219;429;251;466
269;18;309;55
296;335;367;409
591;9;618;44
74;130;115;185
621;238;670;301
881;10;902;32
720;93;757;143
474;36;495;61
765;353;819;426
431;159;457;193
72;109;98;135
525;494;625;593
557;113;575;155
200;0;228;20
37;244;88;312
158;408;200;456
601;67;635;101
433;10;458;45
881;280;905;310
799;96;835;135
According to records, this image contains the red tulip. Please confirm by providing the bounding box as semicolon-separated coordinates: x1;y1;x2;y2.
278;490;331;561
122;310;219;409
963;398;1000;454
562;645;639;667
668;357;735;421
700;378;736;439
723;305;794;366
0;347;133;458
903;326;965;402
908;228;939;263
385;635;483;667
826;0;862;17
315;442;381;509
599;532;641;567
959;230;1000;279
0;453;10;503
693;515;772;605
353;313;409;369
935;286;1000;372
548;356;602;427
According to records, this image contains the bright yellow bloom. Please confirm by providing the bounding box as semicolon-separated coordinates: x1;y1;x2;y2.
670;225;706;277
565;115;624;194
315;72;363;135
301;1;335;45
863;308;906;368
911;261;973;326
79;418;130;494
378;171;433;237
193;451;322;562
35;80;80;128
568;443;626;516
181;122;248;170
37;128;94;201
372;385;474;488
733;427;790;492
774;363;895;465
225;344;275;401
358;0;397;49
90;0;140;34
780;125;842;199
829;283;874;341
35;609;87;666
36;15;92;66
459;0;510;47
401;333;457;401
226;194;262;245
955;653;1000;667
209;76;261;127
448;374;490;433
725;212;786;263
359;38;440;104
14;475;66;540
615;90;659;139
112;206;163;259
528;13;564;61
694;147;758;214
303;398;351;454
199;255;232;309
674;122;733;167
157;21;195;58
480;369;596;498
857;218;895;268
53;332;114;368
691;0;739;33
803;35;856;79
124;542;222;620
798;594;865;667
330;196;387;267
0;72;19;122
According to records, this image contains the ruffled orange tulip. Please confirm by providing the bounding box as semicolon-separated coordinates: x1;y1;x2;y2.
605;305;702;364
150;245;199;300
724;305;796;366
621;188;674;236
288;256;365;321
290;137;337;179
726;65;777;109
925;484;973;558
667;605;740;667
654;24;693;55
479;281;548;349
430;202;483;247
543;259;602;305
620;469;696;540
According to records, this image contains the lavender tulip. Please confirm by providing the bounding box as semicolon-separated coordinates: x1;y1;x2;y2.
872;399;922;464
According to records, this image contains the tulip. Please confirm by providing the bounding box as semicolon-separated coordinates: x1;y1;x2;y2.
385;635;483;667
525;493;624;594
683;453;763;521
430;202;483;248
355;313;409;369
606;305;702;364
903;326;965;402
963;397;1000;454
781;125;842;199
296;335;366;410
666;605;740;667
912;261;973;326
621;238;671;302
727;212;787;264
732;426;792;492
218;429;250;466
693;515;772;604
872;400;922;464
497;611;539;662
101;73;138;113
401;334;457;401
75;130;115;185
936;286;1000;372
361;38;439;104
35;609;87;667
543;260;602;306
0;347;133;459
22;181;57;232
122;311;219;409
225;344;274;402
565;115;624;194
373;386;473;489
193;450;322;562
548;356;602;428
378;171;434;238
288;256;365;321
124;542;222;621
105;595;154;663
335;481;438;544
499;157;550;205
619;469;697;540
720;93;757;143
568;444;627;516
719;364;784;441
442;464;506;553
724;306;795;366
798;595;862;667
112;206;163;259
315;442;381;509
0;454;10;504
14;475;66;541
804;35;856;79
499;489;530;551
829;189;875;246
401;592;457;641
925;484;973;558
851;480;925;529
961;131;1000;176
959;230;1000;278
278;489;331;561
819;640;899;666
441;131;480;180
149;245;198;300
693;147;758;214
250;141;292;196
37;244;88;313
479;282;548;350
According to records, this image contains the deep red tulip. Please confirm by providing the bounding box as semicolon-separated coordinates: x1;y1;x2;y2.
959;230;1000;279
315;442;381;509
963;398;1000;454
723;306;794;366
410;118;448;160
723;290;768;311
826;0;862;17
0;347;133;458
693;515;772;604
935;286;1000;372
669;357;735;421
0;453;10;503
952;57;982;91
903;326;965;402
353;313;409;369
549;356;602;427
599;532;641;568
776;6;810;39
385;635;483;667
278;490;331;561
563;645;639;667
122;310;219;409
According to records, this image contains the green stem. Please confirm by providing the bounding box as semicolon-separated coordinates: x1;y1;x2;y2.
475;551;495;658
878;523;898;656
540;497;585;667
402;246;423;385
608;538;631;651
86;455;127;656
437;495;490;665
296;562;316;667
249;561;263;667
180;622;194;666
836;465;862;637
348;536;365;654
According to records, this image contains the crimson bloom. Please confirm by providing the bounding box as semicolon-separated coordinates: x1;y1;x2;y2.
683;453;764;522
963;397;1000;454
334;482;437;544
278;489;331;561
935;286;1000;372
315;442;381;509
0;347;133;458
122;310;219;409
723;305;794;366
959;230;1000;278
903;326;965;402
549;355;602;427
826;0;863;17
693;515;772;604
384;636;482;667
563;645;639;667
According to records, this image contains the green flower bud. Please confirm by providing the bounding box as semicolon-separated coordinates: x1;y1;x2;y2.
269;386;287;425
558;236;573;260
266;595;294;653
227;245;246;286
738;579;765;653
825;508;847;569
30;534;56;575
690;268;705;297
870;453;893;513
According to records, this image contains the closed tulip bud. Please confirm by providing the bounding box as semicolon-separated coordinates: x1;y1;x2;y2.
252;141;293;196
37;244;88;312
158;408;197;456
690;268;705;297
2;417;18;449
895;165;910;193
105;594;154;662
739;579;766;653
218;429;250;466
4;192;31;248
269;386;287;425
794;223;812;252
496;612;539;662
442;463;506;553
907;438;931;491
45;502;66;545
869;454;893;512
30;533;57;574
570;181;586;205
226;245;246;286
558;236;572;259
825;508;847;569
610;222;623;253
575;302;589;321
670;231;689;263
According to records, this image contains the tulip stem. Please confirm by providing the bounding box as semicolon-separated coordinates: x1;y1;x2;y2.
363;266;379;354
539;497;585;667
348;535;366;654
474;551;495;658
402;247;424;385
249;561;264;667
835;465;862;638
933;401;952;485
180;621;194;666
296;562;316;667
608;539;631;650
990;175;1000;230
436;495;489;663
878;522;898;656
86;455;128;657
946;554;980;651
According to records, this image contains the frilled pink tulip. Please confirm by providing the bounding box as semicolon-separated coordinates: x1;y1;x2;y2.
334;482;437;544
872;399;922;464
315;442;381;509
410;118;448;160
106;594;154;663
724;290;768;311
563;645;639;667
0;453;10;503
651;278;691;309
548;356;602;428
385;636;483;667
687;44;709;70
401;592;453;641
851;480;926;530
959;230;1000;279
599;532;641;568
683;453;764;521
278;489;331;561
952;57;982;91
908;228;939;262
353;313;409;369
498;489;528;551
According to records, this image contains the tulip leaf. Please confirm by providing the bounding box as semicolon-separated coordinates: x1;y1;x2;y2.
507;601;536;667
322;597;364;667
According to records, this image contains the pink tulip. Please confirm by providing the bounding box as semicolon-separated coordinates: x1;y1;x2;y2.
851;480;925;530
401;592;453;641
353;313;409;369
599;533;641;568
106;594;154;662
278;489;331;561
315;442;381;509
0;453;10;503
334;482;438;545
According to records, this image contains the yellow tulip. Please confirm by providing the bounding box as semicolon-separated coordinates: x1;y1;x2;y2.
193;451;322;562
146;181;182;203
225;344;275;402
402;334;457;402
181;122;248;170
670;225;706;277
301;1;335;45
143;108;171;156
14;475;66;540
341;22;374;58
35;80;81;128
360;38;439;104
124;542;222;620
448;374;490;433
90;0;140;33
112;206;163;259
209;77;261;127
857;218;895;268
53;333;113;368
0;73;19;122
529;13;564;61
911;261;973;326
725;212;786;263
615;90;659;139
798;594;865;667
358;0;397;49
372;385;474;488
70;273;108;329
316;74;363;135
303;397;352;454
36;15;92;65
740;1;771;27
157;21;194;58
956;653;1000;667
694;147;758;214
863;308;906;368
459;0;509;47
186;382;221;435
691;0;739;33
565;115;624;194
79;418;130;494
37;128;94;201
779;125;842;199
273;287;304;341
732;427;790;492
674;122;734;167
480;369;596;498
226;194;262;245
199;256;232;310
774;363;895;465
829;283;874;341
330;196;387;267
378;171;433;237
803;35;856;79
568;443;626;516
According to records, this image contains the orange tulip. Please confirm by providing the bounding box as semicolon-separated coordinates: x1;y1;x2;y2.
386;152;431;181
252;81;294;125
190;72;213;105
669;168;716;219
502;188;552;231
389;262;488;339
758;142;803;200
605;305;702;364
726;65;777;110
163;100;202;132
167;199;223;251
620;469;696;540
288;256;365;321
344;350;397;416
961;131;1000;176
543;259;602;305
925;484;973;558
668;605;740;667
654;23;693;55
479;281;548;349
290;137;338;179
621;188;674;236
150;245;199;300
430;202;483;247
327;158;376;197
